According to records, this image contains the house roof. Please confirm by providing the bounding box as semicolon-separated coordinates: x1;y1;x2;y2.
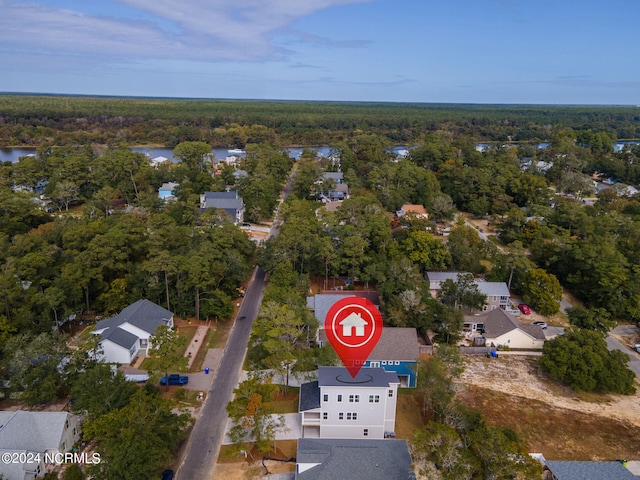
299;381;320;412
201;191;244;213
159;182;179;191
296;438;415;480
323;172;343;182
402;204;427;215
475;280;510;297
96;299;173;336
545;461;638;480
369;328;420;362
425;272;468;289
102;327;139;349
318;367;399;388
0;411;73;453
470;309;545;340
307;293;381;324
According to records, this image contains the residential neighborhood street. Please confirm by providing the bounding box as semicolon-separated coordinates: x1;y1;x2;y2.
176;267;266;480
608;325;640;378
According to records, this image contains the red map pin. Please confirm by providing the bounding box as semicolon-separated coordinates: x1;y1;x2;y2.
324;296;383;378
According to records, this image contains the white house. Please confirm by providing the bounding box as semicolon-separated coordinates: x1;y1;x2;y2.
465;309;546;350
299;367;399;439
93;299;174;365
0;411;82;480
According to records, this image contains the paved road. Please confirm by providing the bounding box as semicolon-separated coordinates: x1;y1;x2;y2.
608;325;640;378
176;167;294;479
176;267;266;480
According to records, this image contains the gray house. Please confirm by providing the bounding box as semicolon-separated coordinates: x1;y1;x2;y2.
296;438;414;480
200;191;244;224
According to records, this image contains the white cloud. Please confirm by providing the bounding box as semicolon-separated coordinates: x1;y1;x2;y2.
0;0;372;63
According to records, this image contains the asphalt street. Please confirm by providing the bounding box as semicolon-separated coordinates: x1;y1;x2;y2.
176;267;266;480
176;168;293;479
608;325;640;378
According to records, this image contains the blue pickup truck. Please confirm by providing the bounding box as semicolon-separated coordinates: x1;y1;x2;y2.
160;374;189;386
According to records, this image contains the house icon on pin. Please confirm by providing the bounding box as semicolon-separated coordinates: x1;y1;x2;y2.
339;312;368;337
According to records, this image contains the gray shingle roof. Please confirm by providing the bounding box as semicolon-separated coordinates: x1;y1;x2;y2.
318;327;419;362
299;381;320;412
470;309;545;340
296;438;415;480
307;293;381;324
0;411;71;452
546;460;638;480
102;327;139;349
96;299;173;335
318;367;399;388
201;191;243;212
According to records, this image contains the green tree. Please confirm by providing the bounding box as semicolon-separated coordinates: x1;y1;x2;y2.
145;325;188;389
566;307;615;334
540;329;635;394
226;374;287;453
69;363;138;420
401;230;451;272
0;332;70;406
173;141;212;172
520;268;562;315
85;388;190;480
438;273;486;311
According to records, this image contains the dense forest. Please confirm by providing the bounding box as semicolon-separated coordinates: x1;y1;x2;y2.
1;94;640;147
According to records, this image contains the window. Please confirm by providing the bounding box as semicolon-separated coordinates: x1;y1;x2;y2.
65;420;69;429
369;395;380;403
363;429;369;437
61;441;66;451
323;394;328;402
388;389;394;398
140;338;148;347
323;412;328;420
349;394;360;403
370;361;380;368
337;394;342;402
339;412;344;420
483;305;488;311
493;296;497;301
346;412;358;420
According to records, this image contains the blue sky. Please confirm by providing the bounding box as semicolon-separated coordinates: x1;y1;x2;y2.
1;0;639;104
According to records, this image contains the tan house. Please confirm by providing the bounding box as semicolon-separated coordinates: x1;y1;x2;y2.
465;309;546;350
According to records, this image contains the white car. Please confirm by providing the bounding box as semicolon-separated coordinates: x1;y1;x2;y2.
531;321;547;329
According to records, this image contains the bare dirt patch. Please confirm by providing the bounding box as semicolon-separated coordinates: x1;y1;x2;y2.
215;440;296;480
458;355;640;459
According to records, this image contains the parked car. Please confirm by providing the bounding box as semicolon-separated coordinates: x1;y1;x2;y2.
532;321;547;329
634;344;640;354
518;303;531;315
160;374;189;386
161;470;175;480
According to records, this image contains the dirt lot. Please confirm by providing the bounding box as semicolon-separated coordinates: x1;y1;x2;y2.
459;355;640;460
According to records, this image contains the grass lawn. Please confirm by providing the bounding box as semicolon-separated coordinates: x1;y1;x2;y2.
271;387;300;414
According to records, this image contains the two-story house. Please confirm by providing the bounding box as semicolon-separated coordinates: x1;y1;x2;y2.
299;367;399;439
200;191;244;224
93;299;174;365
